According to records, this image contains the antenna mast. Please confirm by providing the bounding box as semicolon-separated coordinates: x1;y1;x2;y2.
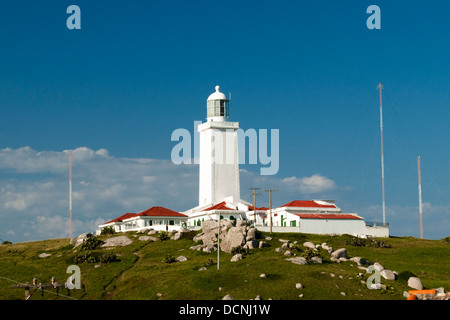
69;151;73;240
378;82;386;225
418;155;423;239
264;189;278;234
250;188;260;225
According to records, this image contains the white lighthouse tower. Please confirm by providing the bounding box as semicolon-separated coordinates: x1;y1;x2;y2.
198;85;241;206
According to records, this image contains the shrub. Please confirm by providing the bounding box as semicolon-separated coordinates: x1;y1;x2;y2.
369;238;391;248
397;271;416;282
159;231;169;241
74;252;99;264
301;247;319;262
99;252;119;263
101;226;116;235
164;254;176;263
81;236;104;251
1;240;12;245
231;246;248;255
442;236;450;242
203;258;215;267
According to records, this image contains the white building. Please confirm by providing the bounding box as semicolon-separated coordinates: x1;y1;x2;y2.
257;200;389;237
98;85;389;238
98;206;188;234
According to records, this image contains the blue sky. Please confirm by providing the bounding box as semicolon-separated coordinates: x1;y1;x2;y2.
1;0;449;242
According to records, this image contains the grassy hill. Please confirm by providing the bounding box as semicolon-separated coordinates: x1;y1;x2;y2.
0;231;448;300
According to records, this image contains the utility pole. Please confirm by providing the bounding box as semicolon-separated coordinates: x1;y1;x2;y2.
378;82;386;226
418;156;423;239
264;189;278;234
250;188;260;225
69;151;73;241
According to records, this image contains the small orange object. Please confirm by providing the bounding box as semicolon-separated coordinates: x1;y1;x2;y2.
408;289;436;295
407;294;417;300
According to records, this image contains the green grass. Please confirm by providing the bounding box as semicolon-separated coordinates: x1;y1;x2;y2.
0;232;448;300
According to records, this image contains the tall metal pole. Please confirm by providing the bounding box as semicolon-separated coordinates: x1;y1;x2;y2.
69;151;73;240
217;214;220;270
378;82;386;225
264;189;278;234
418;156;423;239
250;188;260;225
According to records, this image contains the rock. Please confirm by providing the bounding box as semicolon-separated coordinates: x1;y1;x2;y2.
220;232;245;253
259;241;269;248
72;233;94;247
340;292;346;296
203;244;217;253
139;236;158;242
408;277;424;290
236;220;248;228
303;242;316;250
231;254;243;262
373;262;384;271
244;239;259;250
286;257;308;265
255;295;262;300
311;256;323;264
102;235;132;247
281;242;291;249
172;232;182;241
175;256;187;262
198;267;207;271
246;228;256;241
380;269;396;281
38;253;51;258
223;294;234;300
321;243;333;252
279;239;290;243
190;244;205;251
274;248;283;253
156;293;162;298
331;248;347;259
260;274;267;278
296;283;303;289
350;257;370;266
265;237;272;241
284;250;292;256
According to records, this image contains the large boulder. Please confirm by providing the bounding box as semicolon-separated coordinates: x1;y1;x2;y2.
408;277;424;290
381;269;396;281
71;233;94;247
220;232;245;253
102;235;132;247
286;257;308;265
331;248;348;259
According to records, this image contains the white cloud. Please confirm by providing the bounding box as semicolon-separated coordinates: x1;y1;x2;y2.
281;174;337;194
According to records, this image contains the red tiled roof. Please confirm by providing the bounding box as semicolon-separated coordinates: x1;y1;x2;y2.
104;213;137;224
248;205;269;211
202;201;236;211
293;213;362;220
281;200;336;208
137;206;187;217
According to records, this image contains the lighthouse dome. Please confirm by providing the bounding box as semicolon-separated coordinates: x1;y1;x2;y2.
207;85;227;101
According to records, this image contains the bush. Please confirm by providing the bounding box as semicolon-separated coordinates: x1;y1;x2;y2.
74;252;99;264
442;236;450;242
101;226;116;235
203;258;215;267
81;236;104;251
369;238;391;248
99;252;119;263
164;254;176;263
231;246;248;255
301;247;319;262
1;240;12;245
159;231;169;241
397;271;416;282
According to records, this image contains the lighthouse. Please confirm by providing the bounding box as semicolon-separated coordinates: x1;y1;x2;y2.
198;86;241;206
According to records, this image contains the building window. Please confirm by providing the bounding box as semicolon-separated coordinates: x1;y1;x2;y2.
169;220;174;226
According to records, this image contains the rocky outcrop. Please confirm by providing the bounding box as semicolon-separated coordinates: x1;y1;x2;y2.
191;219;268;253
